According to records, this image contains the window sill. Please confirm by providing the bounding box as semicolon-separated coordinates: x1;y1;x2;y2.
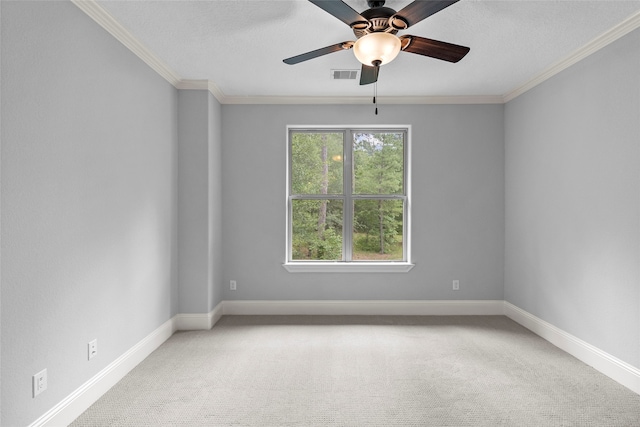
282;262;414;273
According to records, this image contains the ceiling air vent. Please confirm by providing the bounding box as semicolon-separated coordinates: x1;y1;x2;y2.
331;69;358;80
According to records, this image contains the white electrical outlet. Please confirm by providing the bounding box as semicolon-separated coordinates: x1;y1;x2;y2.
453;280;460;290
33;369;47;397
230;280;237;291
88;339;98;360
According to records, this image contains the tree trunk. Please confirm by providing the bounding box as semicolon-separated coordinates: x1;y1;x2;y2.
318;134;328;238
378;199;384;254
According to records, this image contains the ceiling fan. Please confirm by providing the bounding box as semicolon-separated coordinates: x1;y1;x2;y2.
283;0;470;85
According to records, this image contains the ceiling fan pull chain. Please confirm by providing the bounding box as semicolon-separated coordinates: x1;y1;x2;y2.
374;81;378;115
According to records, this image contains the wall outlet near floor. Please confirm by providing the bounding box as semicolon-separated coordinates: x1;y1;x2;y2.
88;339;98;360
230;280;237;291
33;369;47;397
453;280;460;291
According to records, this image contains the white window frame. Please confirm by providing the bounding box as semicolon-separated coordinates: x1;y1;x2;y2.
283;125;413;273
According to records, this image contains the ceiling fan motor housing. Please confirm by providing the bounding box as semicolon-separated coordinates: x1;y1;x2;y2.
353;7;401;38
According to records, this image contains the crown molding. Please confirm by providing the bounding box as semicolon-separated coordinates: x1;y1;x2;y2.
503;10;640;103
168;83;501;106
71;0;181;86
174;80;208;91
73;0;639;106
220;95;504;105
176;80;227;103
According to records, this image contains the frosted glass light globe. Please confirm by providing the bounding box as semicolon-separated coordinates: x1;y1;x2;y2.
353;32;401;66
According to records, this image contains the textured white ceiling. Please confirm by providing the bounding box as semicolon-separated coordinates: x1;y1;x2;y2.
96;0;640;99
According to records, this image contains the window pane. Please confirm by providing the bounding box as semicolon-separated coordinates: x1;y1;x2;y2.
352;199;403;261
292;199;343;260
353;132;404;195
291;132;344;195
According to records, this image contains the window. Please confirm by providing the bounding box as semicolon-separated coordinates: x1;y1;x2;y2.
284;127;413;273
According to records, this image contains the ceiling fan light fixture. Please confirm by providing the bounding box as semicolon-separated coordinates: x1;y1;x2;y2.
353;32;401;66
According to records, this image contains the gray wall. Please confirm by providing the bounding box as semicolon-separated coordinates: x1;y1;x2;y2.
3;0;637;424
1;2;178;425
178;90;223;314
504;28;640;369
208;93;224;309
221;104;505;301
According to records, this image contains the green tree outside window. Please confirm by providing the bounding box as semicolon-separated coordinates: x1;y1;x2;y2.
289;129;407;262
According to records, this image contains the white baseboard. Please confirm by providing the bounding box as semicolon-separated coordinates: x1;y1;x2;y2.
29;302;222;426
28;300;639;427
222;299;505;316
29;317;176;427
504;301;640;395
175;302;224;330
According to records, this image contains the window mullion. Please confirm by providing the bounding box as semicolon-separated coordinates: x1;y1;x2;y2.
290;195;343;200
351;195;406;200
343;130;353;262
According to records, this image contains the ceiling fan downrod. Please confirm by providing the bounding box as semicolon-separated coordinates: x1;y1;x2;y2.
367;0;386;7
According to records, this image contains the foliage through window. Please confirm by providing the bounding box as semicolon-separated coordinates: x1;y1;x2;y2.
287;128;409;264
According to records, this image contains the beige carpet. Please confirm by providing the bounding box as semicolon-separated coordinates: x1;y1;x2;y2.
71;316;640;426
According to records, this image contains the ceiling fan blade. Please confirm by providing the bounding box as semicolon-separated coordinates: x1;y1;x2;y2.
400;35;469;63
308;0;368;27
360;64;379;85
283;41;353;65
395;0;459;28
